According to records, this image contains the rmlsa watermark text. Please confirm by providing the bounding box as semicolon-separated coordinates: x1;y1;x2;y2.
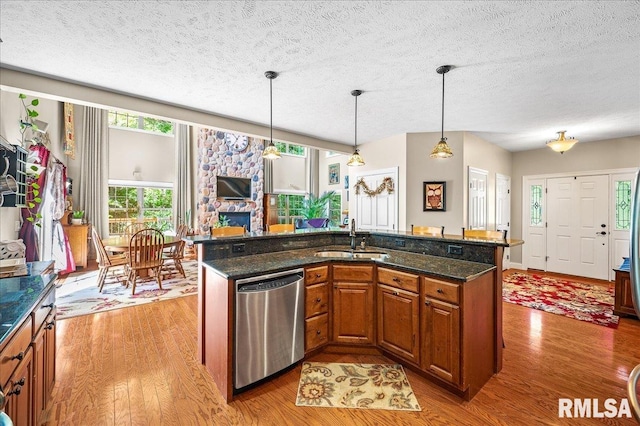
558;398;632;418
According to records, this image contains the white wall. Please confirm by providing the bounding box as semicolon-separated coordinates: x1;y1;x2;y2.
272;153;307;193
406;131;464;234
108;127;174;183
463;132;512;230
510;135;640;263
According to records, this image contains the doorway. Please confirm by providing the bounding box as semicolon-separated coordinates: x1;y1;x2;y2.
354;167;398;231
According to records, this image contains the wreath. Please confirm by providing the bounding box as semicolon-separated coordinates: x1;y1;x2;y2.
354;177;394;197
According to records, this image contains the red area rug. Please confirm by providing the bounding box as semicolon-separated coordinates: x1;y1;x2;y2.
502;272;619;329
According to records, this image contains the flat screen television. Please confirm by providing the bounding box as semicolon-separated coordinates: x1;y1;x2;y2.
217;176;252;199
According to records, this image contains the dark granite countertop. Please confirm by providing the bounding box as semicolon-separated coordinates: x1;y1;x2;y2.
0;262;56;347
187;227;523;248
203;245;496;282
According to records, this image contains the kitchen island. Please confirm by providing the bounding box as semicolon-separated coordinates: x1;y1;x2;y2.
188;229;522;402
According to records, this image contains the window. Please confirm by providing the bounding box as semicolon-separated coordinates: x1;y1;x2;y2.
108;185;173;235
329;193;342;226
108;110;174;135
276;194;304;224
530;185;543;226
273;141;306;157
615;180;632;230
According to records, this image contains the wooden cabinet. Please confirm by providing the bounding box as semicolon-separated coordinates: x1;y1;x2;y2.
614;269;637;318
1;282;56;426
422;297;460;385
332;264;375;345
377;267;420;364
63;224;89;268
304;265;330;352
263;194;279;230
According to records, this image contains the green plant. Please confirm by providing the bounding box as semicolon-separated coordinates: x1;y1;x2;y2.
213;214;230;228
301;191;336;219
72;210;85;219
19;93;40;146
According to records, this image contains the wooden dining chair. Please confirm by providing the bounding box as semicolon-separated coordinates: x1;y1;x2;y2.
210;225;246;237
462;228;508;240
162;224;188;278
124;222;147;238
127;228;165;294
267;223;295;233
91;226;129;293
411;225;444;236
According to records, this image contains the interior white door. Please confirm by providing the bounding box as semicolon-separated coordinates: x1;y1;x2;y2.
547;175;609;279
468;167;488;230
355;168;398;231
524;178;547;270
609;173;636;280
496;174;511;269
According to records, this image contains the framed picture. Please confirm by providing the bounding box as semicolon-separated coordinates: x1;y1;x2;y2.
423;181;446;211
329;163;340;185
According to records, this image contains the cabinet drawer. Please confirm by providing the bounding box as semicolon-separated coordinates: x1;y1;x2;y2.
423;277;460;305
306;265;329;285
1;316;33;388
305;313;329;352
32;288;55;335
306;283;329;317
378;267;419;293
333;264;373;282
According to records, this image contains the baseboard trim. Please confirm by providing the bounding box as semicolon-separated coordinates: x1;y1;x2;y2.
508;263;525;270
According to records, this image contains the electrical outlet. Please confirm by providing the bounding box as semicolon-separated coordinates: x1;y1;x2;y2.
394;239;406;247
232;243;245;253
448;245;463;255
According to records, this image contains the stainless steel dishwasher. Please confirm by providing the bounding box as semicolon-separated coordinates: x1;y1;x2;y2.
235;268;304;390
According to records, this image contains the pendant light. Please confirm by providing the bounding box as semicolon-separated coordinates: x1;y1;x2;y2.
430;65;454;159
347;89;365;167
262;71;281;160
546;130;578;154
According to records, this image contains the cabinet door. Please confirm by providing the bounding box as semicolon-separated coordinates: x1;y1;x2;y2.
377;284;419;364
5;348;33;426
44;310;56;399
422;298;460;386
305;313;329;352
332;283;374;345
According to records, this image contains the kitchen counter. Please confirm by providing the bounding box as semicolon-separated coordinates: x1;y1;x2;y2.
0;261;56;347
203;245;496;282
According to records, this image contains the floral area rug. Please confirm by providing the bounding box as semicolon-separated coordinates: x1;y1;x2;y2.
296;362;421;411
502;272;619;329
55;260;198;319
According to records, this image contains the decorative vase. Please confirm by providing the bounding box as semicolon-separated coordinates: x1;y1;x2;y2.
71;218;83;225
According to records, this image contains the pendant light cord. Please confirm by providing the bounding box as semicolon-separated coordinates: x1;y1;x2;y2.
441;69;445;140
354;94;358;150
270;76;273;144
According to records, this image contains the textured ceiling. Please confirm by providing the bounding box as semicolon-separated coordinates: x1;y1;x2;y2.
1;1;639;151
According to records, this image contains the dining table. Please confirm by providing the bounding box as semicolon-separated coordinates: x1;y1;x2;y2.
102;234;182;278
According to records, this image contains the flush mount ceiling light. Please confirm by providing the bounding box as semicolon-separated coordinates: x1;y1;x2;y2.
546;130;578;154
430;65;454;159
347;90;365;167
262;71;281;160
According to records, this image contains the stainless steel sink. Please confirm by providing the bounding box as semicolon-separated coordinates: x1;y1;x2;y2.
314;250;389;260
314;250;353;258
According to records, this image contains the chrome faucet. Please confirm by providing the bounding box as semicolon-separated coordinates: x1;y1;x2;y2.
350;219;356;250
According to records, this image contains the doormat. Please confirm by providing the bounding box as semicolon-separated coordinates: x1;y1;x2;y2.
55;261;198;319
502;272;619;329
296;362;421;411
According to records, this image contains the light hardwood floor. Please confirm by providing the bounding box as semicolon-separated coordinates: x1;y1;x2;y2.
44;270;640;425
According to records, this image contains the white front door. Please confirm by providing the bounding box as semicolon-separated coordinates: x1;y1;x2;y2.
496;174;511;269
547;175;609;279
468;167;488;230
355;168;398;231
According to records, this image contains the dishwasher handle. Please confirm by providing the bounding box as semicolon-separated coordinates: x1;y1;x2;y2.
237;272;303;292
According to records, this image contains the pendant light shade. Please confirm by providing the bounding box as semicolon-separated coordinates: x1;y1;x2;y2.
546;130;578;154
347;89;365;167
430;65;454;159
262;71;281;160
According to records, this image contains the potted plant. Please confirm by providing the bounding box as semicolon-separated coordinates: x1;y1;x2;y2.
299;191;335;228
71;210;84;225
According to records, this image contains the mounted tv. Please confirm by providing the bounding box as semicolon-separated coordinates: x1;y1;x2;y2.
217;176;252;200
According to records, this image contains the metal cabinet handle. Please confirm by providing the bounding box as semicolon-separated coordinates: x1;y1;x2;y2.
316;274;322;278
15;378;25;386
392;277;399;282
8;385;22;396
425;300;431;306
437;288;444;293
42;303;54;309
316;330;321;335
315;297;322;303
393;291;399;296
45;320;56;330
596;231;607;235
10;351;24;361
